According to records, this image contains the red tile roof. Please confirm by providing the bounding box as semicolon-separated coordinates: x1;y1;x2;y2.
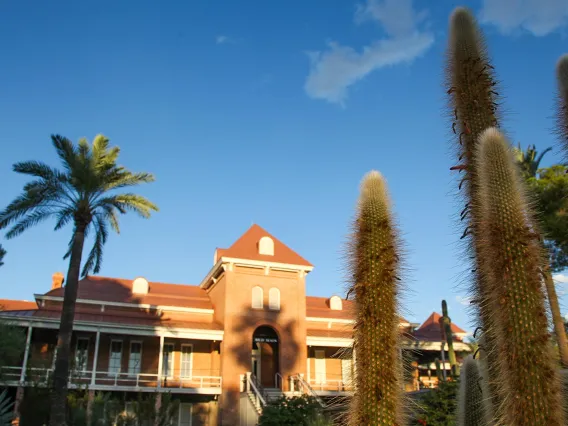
217;224;312;267
413;312;466;341
44;276;213;310
29;308;222;330
0;299;37;311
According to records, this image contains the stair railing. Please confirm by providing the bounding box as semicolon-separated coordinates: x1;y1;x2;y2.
246;372;267;409
290;374;325;407
274;372;283;390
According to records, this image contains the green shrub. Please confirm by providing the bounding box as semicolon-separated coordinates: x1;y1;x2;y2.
413;381;458;426
258;395;326;426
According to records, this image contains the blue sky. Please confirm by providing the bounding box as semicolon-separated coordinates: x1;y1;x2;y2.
1;0;568;331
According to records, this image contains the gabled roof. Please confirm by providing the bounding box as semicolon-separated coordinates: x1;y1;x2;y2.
216;224;312;267
413;312;467;341
43;276;213;310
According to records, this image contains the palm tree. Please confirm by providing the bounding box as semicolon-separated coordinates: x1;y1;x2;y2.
513;143;552;178
0;245;5;267
513;144;568;366
0;134;158;425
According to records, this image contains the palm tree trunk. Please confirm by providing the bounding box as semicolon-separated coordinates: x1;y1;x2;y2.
544;268;568;367
49;225;86;426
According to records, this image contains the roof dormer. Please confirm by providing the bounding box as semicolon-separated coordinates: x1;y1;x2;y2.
329;295;342;311
132;277;149;295
258;236;274;256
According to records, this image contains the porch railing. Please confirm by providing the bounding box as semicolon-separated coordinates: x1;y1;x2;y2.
0;366;222;390
290;374;325;407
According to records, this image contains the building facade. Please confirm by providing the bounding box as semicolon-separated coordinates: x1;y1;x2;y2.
0;224;471;425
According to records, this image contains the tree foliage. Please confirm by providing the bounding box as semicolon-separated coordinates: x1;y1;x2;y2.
526;165;568;271
0;244;5;267
413;380;458;426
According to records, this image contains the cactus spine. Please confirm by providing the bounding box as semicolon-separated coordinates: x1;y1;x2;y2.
446;7;503;415
441;300;459;377
476;128;563;425
556;54;568;156
347;171;404;426
456;356;490;426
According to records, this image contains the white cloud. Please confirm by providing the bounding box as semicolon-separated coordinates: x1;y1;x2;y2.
305;0;433;105
554;274;568;296
216;35;236;45
480;0;568;36
456;295;473;306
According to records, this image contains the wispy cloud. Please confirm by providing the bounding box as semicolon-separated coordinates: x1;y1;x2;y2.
554;273;568;296
480;0;568;36
456;295;473;306
304;0;434;105
216;35;237;45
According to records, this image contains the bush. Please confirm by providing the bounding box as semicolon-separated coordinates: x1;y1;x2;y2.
412;380;458;426
258;395;327;426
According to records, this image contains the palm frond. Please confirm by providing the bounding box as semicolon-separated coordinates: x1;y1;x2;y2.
5;209;54;239
53;207;76;231
0;388;14;426
0;244;6;268
13;161;65;182
81;215;108;277
96;194;158;218
51;134;77;174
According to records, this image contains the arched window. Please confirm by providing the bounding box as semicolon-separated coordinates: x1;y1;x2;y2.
258;236;274;256
269;288;280;311
252;286;263;309
329;295;342;311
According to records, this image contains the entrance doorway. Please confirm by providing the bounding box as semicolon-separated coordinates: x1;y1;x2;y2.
252;326;279;388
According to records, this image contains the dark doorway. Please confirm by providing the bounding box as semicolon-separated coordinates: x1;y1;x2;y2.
252;326;280;388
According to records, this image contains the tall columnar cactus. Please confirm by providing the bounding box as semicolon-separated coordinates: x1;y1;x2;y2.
347;171;405;426
435;358;443;383
456;356;489;426
556;54;568;156
446;6;503;414
476;128;563;425
441;300;459;377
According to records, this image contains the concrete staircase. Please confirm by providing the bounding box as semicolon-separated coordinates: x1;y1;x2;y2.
264;387;283;402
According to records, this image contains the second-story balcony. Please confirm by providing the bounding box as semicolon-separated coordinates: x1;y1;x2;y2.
0;367;222;394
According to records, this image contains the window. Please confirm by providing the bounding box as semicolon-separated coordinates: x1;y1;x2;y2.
108;340;123;375
128;341;142;376
314;350;326;384
178;403;192;426
268;288;280;311
75;338;89;372
329;295;342;311
258;236;274;256
180;345;193;379
252;286;263;309
162;343;174;378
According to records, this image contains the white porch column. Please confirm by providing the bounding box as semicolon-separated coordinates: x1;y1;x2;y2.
19;325;33;384
90;331;101;386
157;336;164;388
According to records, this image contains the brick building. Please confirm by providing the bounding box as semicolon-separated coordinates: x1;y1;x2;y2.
0;224;471;425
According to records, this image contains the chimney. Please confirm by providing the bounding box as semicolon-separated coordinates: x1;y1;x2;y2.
52;272;64;290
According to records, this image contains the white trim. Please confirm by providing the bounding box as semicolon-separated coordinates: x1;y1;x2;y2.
404;341;471;351
19;325;33;384
180;344;194;380
307;336;353;347
200;257;313;289
127;340;143;377
306;317;354;324
162;343;175;379
91;331;100;385
33;295;214;315
221;257;313;272
0;315;224;341
108;339;123;376
157;336;165;388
